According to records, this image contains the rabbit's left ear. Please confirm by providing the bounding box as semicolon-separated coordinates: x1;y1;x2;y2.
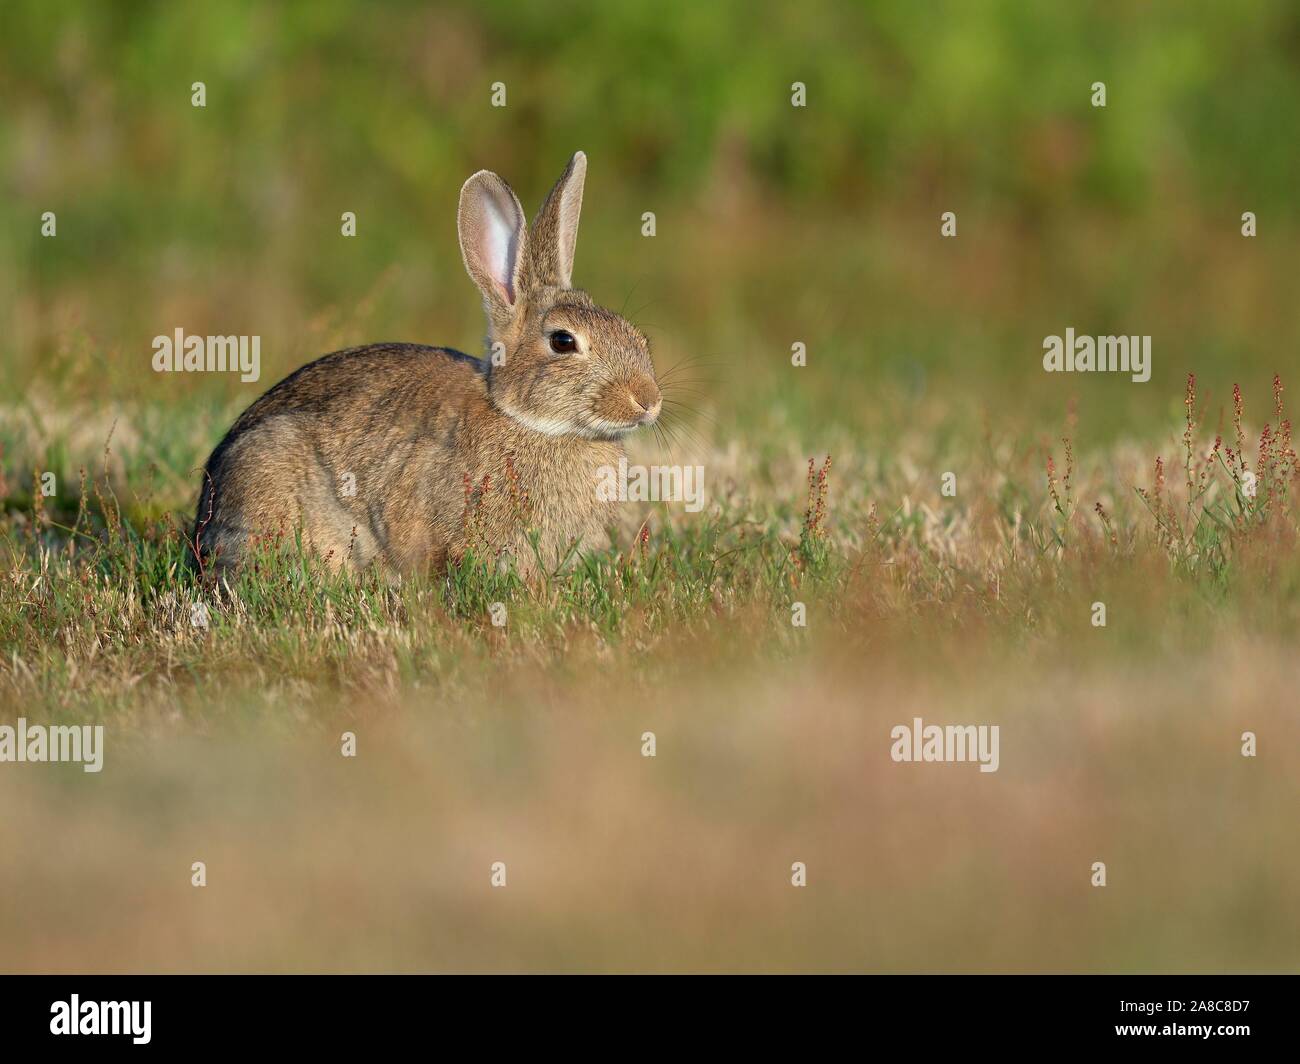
459;170;527;315
529;151;586;288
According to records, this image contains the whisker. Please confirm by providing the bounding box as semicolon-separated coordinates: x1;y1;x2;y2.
619;279;642;319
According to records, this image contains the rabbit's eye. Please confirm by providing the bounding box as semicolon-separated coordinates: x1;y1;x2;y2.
549;331;578;355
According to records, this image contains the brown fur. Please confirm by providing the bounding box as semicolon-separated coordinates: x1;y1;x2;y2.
192;153;660;578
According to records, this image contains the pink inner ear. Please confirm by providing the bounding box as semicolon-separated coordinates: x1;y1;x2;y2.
483;197;521;304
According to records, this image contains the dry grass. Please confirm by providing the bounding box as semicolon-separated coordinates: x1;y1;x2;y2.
0;374;1297;970
0;642;1295;973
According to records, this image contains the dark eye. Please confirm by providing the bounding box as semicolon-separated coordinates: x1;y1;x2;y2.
549;330;578;354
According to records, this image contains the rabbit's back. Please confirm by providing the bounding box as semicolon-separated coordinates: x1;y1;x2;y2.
194;343;490;572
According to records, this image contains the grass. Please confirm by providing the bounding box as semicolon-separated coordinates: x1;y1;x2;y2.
3;347;1299;976
2;371;1297;725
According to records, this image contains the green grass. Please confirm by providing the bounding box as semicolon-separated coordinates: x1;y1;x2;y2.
3;371;1297;728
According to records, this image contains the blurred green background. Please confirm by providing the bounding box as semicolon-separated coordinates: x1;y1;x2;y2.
2;0;1299;475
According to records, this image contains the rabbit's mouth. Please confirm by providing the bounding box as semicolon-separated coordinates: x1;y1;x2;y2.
584;396;661;439
492;393;648;440
580;417;646;441
581;379;662;439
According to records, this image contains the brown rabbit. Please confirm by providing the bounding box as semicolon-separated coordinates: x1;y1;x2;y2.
192;152;661;578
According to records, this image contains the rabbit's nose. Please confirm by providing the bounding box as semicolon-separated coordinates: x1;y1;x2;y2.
628;378;662;423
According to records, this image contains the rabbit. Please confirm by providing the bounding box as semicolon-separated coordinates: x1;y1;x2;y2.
191;151;661;579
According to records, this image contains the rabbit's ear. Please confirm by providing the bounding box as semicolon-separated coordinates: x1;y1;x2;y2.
458;171;527;317
529;151;586;288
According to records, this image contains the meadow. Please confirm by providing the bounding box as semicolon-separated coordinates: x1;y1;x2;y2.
1;1;1297;971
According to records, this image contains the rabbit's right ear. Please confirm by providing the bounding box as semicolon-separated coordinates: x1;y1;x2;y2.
458;171;527;325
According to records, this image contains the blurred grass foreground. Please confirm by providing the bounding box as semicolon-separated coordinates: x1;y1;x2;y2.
0;1;1298;972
